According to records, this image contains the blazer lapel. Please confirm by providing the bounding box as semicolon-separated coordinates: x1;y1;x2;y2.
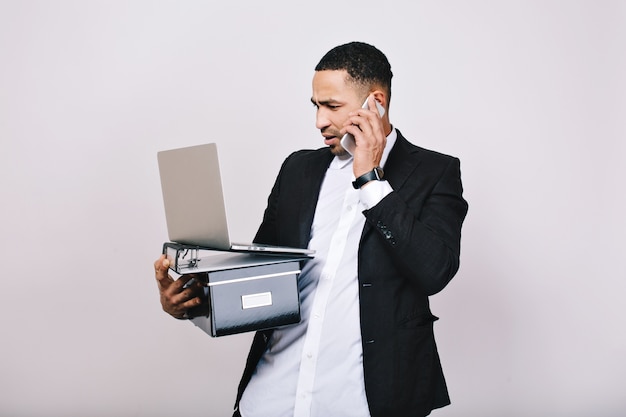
383;130;422;191
294;148;334;248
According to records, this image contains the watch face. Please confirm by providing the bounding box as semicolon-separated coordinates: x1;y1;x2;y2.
374;167;384;180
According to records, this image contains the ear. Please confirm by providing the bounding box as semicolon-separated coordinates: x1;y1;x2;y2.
371;89;388;110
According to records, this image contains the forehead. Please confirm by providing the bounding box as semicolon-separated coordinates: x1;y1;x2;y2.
311;70;361;102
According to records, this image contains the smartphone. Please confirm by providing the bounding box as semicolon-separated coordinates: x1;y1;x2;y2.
340;98;386;155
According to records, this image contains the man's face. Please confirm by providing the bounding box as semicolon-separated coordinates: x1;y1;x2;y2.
311;70;365;156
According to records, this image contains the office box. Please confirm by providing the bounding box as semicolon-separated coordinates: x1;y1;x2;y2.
162;242;304;337
206;260;301;336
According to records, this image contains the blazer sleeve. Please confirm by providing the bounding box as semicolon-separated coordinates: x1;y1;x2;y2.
363;155;468;295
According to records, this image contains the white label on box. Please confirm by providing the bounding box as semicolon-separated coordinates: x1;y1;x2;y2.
241;292;273;309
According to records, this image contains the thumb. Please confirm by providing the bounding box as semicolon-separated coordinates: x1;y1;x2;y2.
154;255;173;289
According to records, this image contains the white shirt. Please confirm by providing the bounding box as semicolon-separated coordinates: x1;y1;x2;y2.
239;130;397;417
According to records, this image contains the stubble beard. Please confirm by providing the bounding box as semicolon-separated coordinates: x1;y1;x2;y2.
329;143;349;156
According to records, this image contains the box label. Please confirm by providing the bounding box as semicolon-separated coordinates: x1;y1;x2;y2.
241;292;273;309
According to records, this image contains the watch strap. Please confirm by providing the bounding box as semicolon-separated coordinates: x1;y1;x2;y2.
352;167;384;189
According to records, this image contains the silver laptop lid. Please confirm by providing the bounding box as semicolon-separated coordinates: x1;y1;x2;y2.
157;143;231;249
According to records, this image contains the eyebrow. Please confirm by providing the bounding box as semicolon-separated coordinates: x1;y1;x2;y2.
310;98;342;106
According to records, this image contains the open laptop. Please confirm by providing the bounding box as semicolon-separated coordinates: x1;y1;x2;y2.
157;143;314;256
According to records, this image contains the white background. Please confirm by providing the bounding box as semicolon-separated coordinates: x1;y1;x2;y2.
1;1;625;416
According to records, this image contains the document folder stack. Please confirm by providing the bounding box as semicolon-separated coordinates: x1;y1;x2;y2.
163;242;306;337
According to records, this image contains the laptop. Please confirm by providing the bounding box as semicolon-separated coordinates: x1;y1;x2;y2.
157;143;314;256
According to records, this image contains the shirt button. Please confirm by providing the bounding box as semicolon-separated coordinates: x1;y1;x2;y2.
307;352;313;359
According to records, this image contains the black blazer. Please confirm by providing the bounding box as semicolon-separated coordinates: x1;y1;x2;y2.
234;130;468;417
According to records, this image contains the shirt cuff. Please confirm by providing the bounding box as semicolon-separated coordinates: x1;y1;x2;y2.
359;180;393;210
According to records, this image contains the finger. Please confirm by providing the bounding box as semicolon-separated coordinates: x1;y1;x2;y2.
180;277;207;298
167;287;205;318
154;259;198;294
344;116;373;146
164;297;201;319
341;122;362;139
349;105;385;143
154;255;174;290
169;274;198;293
348;95;377;118
160;280;204;317
174;296;202;312
344;110;377;134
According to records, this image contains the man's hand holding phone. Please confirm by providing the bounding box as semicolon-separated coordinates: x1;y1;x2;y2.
341;95;387;178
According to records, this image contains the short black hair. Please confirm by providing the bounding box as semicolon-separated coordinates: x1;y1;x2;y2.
315;42;393;99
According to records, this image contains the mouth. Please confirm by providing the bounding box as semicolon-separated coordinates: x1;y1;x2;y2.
322;134;349;156
322;132;340;146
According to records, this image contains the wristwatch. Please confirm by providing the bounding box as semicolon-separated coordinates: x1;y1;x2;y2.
352;166;384;189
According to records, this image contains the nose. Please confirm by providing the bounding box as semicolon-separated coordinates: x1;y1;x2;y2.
315;107;331;131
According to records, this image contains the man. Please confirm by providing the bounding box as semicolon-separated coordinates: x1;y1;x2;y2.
155;42;468;417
